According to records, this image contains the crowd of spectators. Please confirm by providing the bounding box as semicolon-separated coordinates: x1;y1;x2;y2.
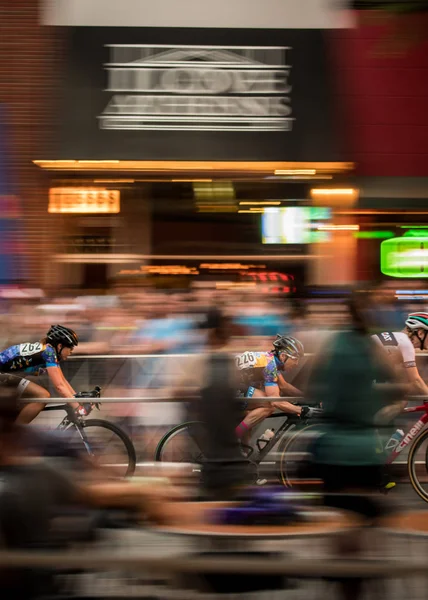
0;283;395;352
0;285;307;354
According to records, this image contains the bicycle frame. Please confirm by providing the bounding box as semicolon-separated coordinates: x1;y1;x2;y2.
43;403;95;455
43;403;82;430
252;413;300;462
386;401;428;465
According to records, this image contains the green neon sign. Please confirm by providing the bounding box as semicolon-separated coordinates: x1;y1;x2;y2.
381;231;428;277
355;231;394;239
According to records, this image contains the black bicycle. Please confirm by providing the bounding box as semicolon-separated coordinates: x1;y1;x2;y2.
154;407;323;485
43;386;136;478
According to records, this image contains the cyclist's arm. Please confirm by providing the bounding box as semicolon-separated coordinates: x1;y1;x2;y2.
398;334;428;396
263;380;302;398
42;345;77;400
46;366;77;399
277;372;303;397
405;367;428;397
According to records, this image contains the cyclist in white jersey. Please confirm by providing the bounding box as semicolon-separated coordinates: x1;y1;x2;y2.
371;313;428;489
372;313;428;399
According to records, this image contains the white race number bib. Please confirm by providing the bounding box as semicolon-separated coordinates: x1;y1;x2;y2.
19;342;43;356
235;352;257;370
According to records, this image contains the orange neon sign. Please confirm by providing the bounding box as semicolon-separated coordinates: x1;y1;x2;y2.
48;188;120;214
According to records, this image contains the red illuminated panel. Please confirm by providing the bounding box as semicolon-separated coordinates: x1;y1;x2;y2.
241;271;296;294
330;11;428;176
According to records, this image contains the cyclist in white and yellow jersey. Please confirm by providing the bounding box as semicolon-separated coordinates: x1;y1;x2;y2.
234;334;310;441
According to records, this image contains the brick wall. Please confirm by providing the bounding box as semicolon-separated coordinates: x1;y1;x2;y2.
0;0;64;286
330;11;428;176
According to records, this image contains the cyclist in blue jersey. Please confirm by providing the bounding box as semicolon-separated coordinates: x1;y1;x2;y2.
0;325;83;424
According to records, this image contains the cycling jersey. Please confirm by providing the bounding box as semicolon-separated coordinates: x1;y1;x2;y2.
372;331;416;369
0;342;59;376
235;351;280;392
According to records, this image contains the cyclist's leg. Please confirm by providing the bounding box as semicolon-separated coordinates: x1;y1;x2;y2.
0;373;49;424
235;388;274;441
16;380;50;424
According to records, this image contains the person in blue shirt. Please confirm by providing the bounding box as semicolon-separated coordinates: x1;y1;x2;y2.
0;325;82;424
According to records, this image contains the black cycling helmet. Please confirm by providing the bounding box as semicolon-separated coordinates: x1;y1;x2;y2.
47;325;79;348
272;334;304;361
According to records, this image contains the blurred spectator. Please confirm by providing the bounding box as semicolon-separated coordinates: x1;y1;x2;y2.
232;293;290;337
366;281;407;333
130;294;198;355
0;387;197;597
176;308;255;499
307;291;403;600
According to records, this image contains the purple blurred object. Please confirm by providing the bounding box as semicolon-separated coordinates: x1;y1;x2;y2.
211;486;302;526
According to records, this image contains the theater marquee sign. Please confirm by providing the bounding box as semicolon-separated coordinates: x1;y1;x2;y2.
99;44;293;132
57;28;339;161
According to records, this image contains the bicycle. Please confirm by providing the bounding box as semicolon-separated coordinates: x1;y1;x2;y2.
154;407;323;482
279;399;428;502
42;386;136;478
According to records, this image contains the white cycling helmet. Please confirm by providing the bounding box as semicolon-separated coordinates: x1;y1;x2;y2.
405;313;428;331
405;313;428;351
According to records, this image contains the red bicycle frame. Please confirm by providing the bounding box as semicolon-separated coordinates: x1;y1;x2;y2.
386;401;428;465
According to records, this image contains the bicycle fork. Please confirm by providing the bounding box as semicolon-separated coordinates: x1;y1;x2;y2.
74;424;96;457
58;413;95;457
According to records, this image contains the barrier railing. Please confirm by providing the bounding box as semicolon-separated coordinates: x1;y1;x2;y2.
21;391;419;404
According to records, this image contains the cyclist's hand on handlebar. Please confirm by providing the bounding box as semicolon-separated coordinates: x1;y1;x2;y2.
75;386;101;399
300;406;323;420
76;402;93;417
74;387;101;416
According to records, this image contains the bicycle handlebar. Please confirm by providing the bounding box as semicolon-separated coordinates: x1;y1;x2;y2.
75;386;102;400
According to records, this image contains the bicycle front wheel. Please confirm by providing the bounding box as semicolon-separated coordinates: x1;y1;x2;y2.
408;428;428;503
278;423;322;490
155;421;206;465
74;419;136;478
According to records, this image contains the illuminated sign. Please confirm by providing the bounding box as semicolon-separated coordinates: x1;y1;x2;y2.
200;263;265;270
262;207;331;244
119;265;199;275
317;224;359;231
48;188;120;214
354;231;394;239
99;44;293;132
381;231;428;278
194;182;237;213
242;271;293;282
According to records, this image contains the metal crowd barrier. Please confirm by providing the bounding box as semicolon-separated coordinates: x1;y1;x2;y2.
21;392;422;404
22;396;303;403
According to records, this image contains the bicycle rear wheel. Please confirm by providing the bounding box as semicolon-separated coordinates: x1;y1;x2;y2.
408;428;428;503
278;423;323;490
72;419;136;478
155;421;206;465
